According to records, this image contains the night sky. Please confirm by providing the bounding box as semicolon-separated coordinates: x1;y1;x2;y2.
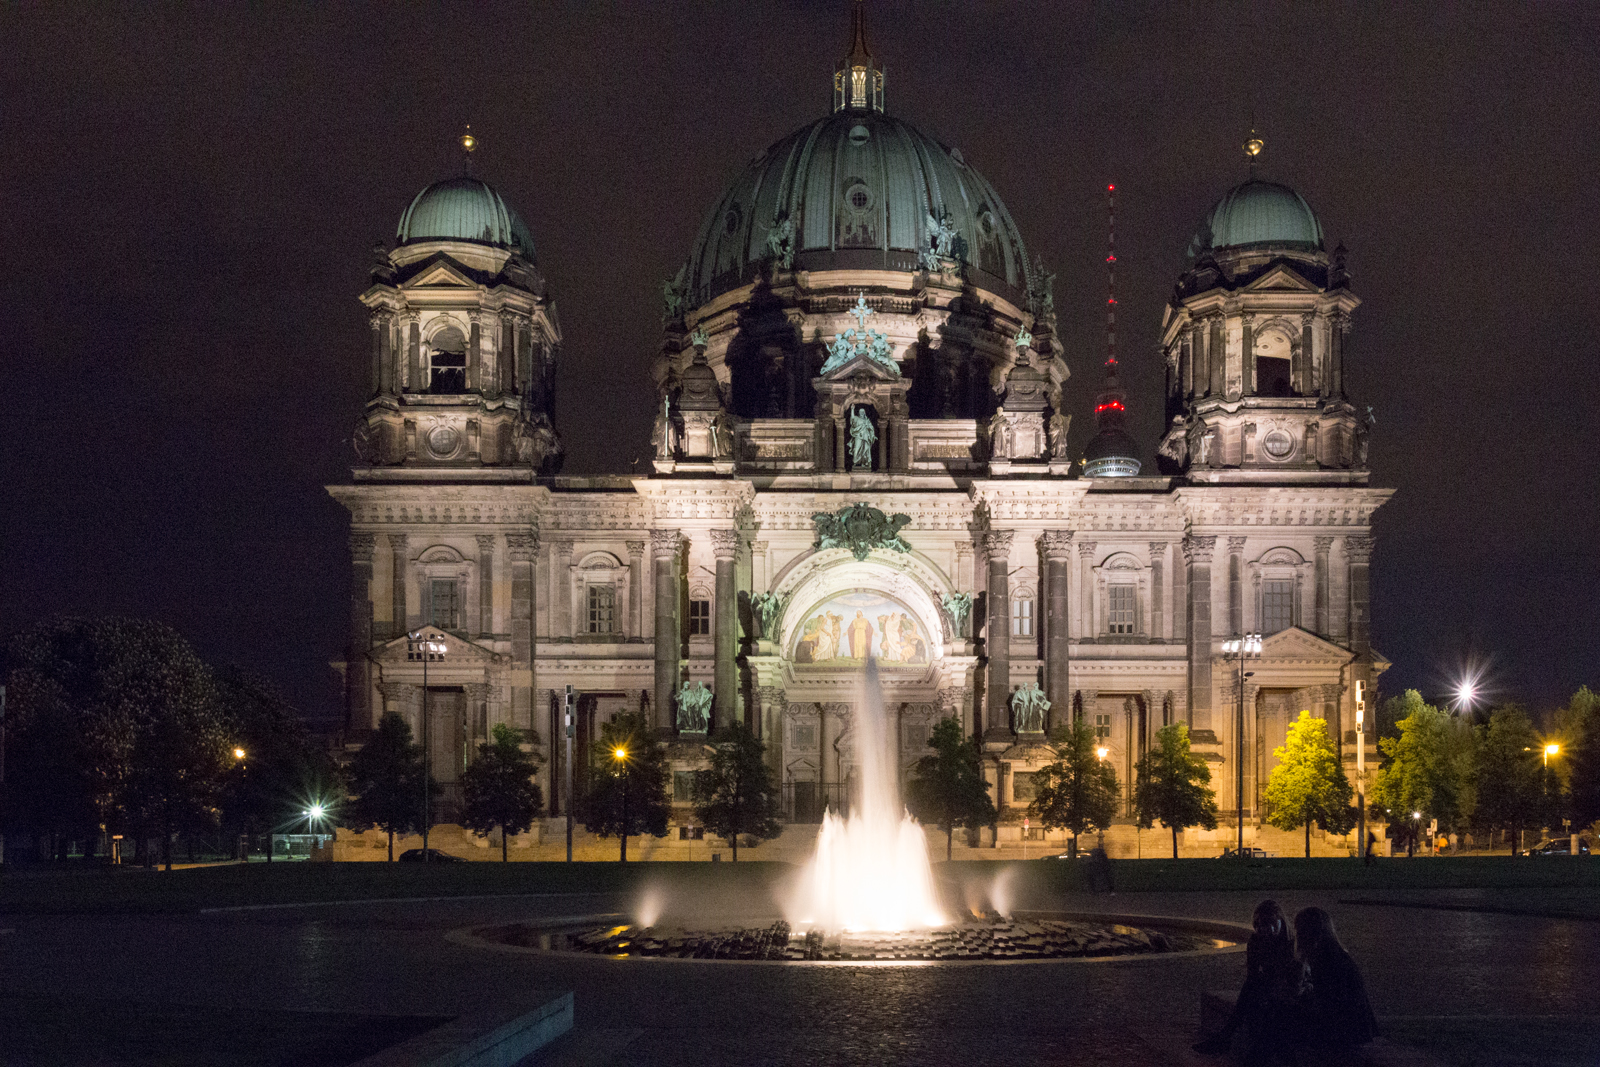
5;2;1597;727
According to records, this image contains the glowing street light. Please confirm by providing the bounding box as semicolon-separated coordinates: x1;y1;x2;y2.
233;747;247;761
612;745;633;863
408;629;448;862
1221;633;1262;857
1544;743;1559;767
1095;746;1109;760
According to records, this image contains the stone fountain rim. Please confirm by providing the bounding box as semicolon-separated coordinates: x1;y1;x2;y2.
449;910;1252;967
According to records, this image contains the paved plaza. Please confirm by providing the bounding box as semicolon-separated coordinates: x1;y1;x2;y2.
3;880;1597;1066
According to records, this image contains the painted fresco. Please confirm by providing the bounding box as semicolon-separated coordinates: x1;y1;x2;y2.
790;591;932;666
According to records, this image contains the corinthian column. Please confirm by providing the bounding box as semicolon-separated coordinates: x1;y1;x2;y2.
1346;536;1374;656
983;530;1014;740
348;533;377;734
506;530;538;731
651;529;683;733
1040;530;1074;732
387;533;408;636
1184;535;1217;729
711;529;741;729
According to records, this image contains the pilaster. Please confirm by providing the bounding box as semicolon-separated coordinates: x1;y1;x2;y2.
710;528;741;728
1040;530;1074;732
982;530;1014;740
651;529;683;734
507;530;538;732
1184;535;1216;729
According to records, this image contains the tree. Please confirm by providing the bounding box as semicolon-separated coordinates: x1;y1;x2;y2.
460;723;545;861
1473;706;1546;853
1559;687;1600;832
1263;711;1355;857
1030;717;1121;858
343;712;431;861
580;711;669;861
216;666;341;862
906;716;997;860
691;722;782;860
1133;722;1220;858
1370;691;1472;856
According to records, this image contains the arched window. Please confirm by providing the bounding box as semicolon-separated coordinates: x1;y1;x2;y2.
428;326;467;393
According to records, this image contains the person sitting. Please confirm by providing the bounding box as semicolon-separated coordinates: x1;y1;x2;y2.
1293;906;1379;1049
1194;900;1301;1060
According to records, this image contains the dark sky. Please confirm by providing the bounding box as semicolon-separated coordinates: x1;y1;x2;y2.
4;2;1597;726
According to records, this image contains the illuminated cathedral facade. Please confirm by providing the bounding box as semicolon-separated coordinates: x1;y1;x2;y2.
328;5;1388;851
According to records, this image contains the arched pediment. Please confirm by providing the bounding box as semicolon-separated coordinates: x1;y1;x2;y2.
769;549;949;673
577;550;624;570
1098;551;1143;572
417;544;466;564
1256;546;1306;567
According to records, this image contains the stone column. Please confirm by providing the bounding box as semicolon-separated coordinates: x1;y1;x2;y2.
651;529;683;734
506;531;538;732
1313;536;1333;637
626;541;645;639
551;540;574;639
1192;321;1207;397
1076;540;1097;638
347;534;376;734
369;314;383;397
475;534;496;638
1180;329;1194;398
388;533;409;636
1184;535;1217;729
1329;314;1346;397
407;318;422;393
467;317;482;393
983;530;1014;740
1209;315;1226;397
1149;541;1168;641
1297;314;1315;395
711;529;740;728
1347;536;1374;655
1241;314;1256;396
1041;531;1073;732
1228;536;1247;636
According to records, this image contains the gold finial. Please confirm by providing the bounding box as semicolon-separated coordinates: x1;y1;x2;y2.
1243;128;1263;159
461;125;477;154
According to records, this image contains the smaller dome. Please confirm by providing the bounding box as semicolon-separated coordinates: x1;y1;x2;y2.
1189;179;1323;258
1083;427;1142;477
397;177;536;258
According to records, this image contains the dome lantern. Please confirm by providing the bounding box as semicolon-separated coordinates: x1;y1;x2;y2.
834;0;884;113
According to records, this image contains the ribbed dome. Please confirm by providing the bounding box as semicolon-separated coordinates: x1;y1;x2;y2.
397;177;536;259
1188;179;1323;258
686;109;1031;305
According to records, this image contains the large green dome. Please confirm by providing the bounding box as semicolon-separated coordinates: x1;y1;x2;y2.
1188;179;1323;258
685;108;1031;305
397;177;536;259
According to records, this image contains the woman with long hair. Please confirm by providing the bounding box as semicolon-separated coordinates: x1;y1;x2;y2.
1194;899;1301;1059
1293;906;1379;1048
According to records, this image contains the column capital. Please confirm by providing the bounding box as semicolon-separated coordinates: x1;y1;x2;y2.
1344;535;1374;564
750;540;768;555
1183;535;1216;564
981;529;1014;558
475;533;497;554
1313;535;1335;552
1147;540;1169;557
710;528;741;560
1076;539;1098;559
551;539;575;556
1227;535;1248;552
1039;529;1075;558
625;540;646;560
506;531;539;561
350;532;377;562
387;532;409;552
651;528;683;557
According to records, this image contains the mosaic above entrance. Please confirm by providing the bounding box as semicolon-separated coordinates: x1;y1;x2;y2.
791;590;932;667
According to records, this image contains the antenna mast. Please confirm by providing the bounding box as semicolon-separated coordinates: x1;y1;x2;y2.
1106;183;1117;370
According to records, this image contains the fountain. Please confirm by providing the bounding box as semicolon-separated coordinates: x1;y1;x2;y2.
786;659;946;932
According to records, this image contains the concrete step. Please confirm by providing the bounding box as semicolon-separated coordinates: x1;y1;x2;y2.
521;1027;643;1067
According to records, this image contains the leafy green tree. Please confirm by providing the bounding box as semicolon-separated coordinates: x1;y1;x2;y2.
692;721;782;860
1029;717;1121;858
906;716;997;860
460;723;545;861
0;660;101;861
1133;722;1220;858
216;666;340;862
1263;711;1355;857
1559;687;1600;832
343;712;431;860
1370;690;1472;855
1473;706;1546;853
581;711;670;861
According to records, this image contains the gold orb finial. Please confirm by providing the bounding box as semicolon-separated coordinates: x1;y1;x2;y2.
461;125;477;153
1243;129;1264;159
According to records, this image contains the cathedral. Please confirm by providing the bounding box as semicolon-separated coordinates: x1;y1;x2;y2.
328;4;1388;850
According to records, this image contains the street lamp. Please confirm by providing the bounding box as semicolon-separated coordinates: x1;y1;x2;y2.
305;803;327;854
1221;633;1262;857
1544;743;1559;768
1095;746;1109;760
1412;811;1422;858
233;747;247;761
613;746;631;863
408;629;447;861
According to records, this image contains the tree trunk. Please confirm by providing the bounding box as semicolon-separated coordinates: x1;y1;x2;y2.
1172;824;1179;859
947;825;954;862
732;833;738;862
162;809;173;872
620;833;628;863
387;830;394;862
502;829;509;862
1305;820;1312;858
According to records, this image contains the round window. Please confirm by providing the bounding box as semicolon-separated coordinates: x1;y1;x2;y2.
1262;429;1294;459
978;211;997;239
845;182;873;212
427;424;461;458
723;204;742;236
848;124;871;146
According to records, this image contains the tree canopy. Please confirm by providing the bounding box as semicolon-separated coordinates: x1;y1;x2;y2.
905;716;996;860
691;721;783;860
460;723;545;861
1559;687;1600;832
1133;722;1220;858
343;712;431;860
1370;690;1474;850
1263;711;1354;856
580;710;670;860
1029;717;1120;856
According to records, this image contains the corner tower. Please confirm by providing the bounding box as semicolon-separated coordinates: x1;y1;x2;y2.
1157;140;1364;482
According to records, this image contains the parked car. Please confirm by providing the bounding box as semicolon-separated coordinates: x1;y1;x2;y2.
1523;838;1591;856
397;848;465;862
1218;847;1270;859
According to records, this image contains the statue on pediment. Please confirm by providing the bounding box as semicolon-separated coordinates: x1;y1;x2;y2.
812;501;912;562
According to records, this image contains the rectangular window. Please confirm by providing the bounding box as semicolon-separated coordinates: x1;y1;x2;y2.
1011;598;1034;637
1262;579;1294;635
673;770;701;803
1012;771;1037;802
904;722;931;753
791;722;817;750
677;824;705;840
429;579;460;630
688;599;711;636
1094;713;1111;740
1108;585;1136;634
587;585;617;634
429;349;466;393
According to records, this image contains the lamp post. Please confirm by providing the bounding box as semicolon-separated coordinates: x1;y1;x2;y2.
613;746;630;863
408;630;447;861
1222;633;1261;858
1543;743;1559;768
305;803;327;856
